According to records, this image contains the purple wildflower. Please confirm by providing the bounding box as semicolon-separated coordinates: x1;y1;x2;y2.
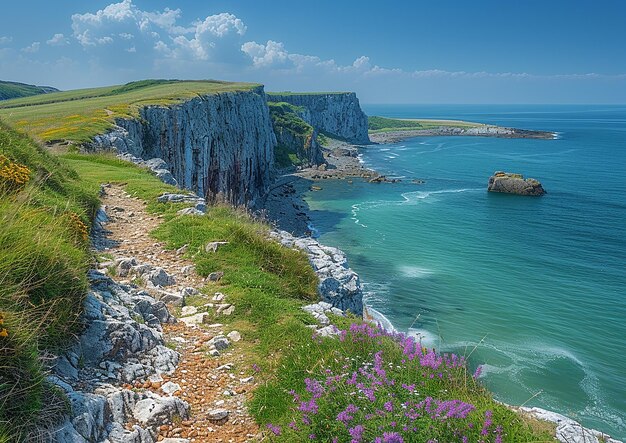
348;424;365;442
266;424;281;436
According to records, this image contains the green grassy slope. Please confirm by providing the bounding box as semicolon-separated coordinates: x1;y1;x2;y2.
0;81;58;101
0;79;258;144
0;123;99;441
368;115;482;133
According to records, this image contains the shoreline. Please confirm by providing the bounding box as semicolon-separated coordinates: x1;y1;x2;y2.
369;125;557;144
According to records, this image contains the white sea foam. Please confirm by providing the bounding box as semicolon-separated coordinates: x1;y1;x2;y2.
399;265;434;278
367;307;396;332
400;188;482;204
407;328;439;348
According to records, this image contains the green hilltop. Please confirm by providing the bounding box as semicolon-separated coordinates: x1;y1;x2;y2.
0;80;59;101
0;79;258;144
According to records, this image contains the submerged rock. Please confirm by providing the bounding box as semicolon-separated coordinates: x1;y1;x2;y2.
487;171;546;196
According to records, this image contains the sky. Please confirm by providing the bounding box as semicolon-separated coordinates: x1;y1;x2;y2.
1;0;625;104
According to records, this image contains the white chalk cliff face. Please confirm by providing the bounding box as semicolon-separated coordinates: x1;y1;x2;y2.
92;86;276;207
267;93;370;144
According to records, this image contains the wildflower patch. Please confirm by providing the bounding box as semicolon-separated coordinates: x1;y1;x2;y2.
0;154;31;192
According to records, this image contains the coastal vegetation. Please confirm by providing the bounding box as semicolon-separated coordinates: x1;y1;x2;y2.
0;123;99;441
268;101;317;167
0;80;257;143
368;116;481;133
0;80;58;101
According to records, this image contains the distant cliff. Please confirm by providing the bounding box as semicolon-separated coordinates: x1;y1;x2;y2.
0;80;58;100
268;101;325;167
91;86;276;207
267;92;370;144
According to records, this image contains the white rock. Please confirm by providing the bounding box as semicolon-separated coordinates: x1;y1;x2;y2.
179;312;209;326
181;306;198;316
226;331;241;342
161;381;181;396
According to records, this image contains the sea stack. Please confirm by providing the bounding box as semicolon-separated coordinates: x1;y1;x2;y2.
487;171;546;196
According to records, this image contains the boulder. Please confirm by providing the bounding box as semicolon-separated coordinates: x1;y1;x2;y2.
487;171;545;196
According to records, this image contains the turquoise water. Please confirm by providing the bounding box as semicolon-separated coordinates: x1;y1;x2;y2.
304;105;626;438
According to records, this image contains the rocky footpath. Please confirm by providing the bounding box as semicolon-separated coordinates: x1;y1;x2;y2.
267;92;370;144
50;185;259;442
89;86;276;207
487;171;546;196
271;230;363;316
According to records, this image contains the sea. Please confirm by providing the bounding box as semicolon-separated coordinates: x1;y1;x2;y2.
303;105;626;439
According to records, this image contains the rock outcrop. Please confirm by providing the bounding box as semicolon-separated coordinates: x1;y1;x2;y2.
267;93;370;144
90;86;276;207
51;270;189;442
271;230;363;315
520;407;622;443
487;171;546;196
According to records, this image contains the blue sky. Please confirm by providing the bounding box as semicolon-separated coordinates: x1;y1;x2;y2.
1;0;625;103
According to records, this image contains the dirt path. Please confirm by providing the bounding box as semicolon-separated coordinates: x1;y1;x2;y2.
100;184;260;442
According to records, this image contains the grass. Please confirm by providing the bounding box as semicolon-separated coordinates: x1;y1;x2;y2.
0;79;258;144
0;81;58;101
368;116;483;133
0;122;99;440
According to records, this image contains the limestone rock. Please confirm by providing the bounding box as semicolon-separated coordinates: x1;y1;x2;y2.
181;306;198;316
207;408;229;422
272;231;363;315
267;93;370;144
207;271;224;282
520;407;622;443
132;393;189;428
487;171;546;196
226;330;241;342
205;241;229;253
161;381;181;396
91;87;276;206
143;267;175;287
179;312;209;326
177;207;204;216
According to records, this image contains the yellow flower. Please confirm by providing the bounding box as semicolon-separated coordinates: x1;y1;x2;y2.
0;328;8;338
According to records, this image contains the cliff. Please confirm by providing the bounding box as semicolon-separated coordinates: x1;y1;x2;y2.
267;92;370;144
90;86;276;207
488;171;546;196
268;101;325;167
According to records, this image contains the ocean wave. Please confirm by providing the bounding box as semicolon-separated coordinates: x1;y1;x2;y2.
400;188;482;204
350;188;481;226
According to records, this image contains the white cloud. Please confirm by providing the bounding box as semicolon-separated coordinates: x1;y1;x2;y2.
22;42;40;53
0;36;12;45
241;40;289;67
71;0;183;47
158;13;246;61
47;33;69;46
